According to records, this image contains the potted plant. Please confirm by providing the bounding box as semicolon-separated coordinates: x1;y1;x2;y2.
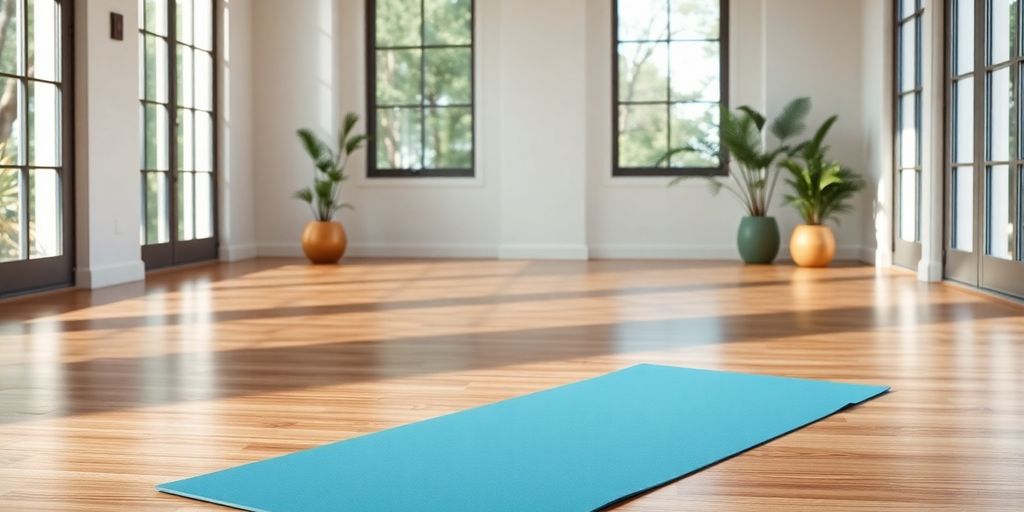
668;97;811;264
293;113;367;264
781;116;865;267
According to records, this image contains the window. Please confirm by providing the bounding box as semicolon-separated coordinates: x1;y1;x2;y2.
0;0;72;296
895;0;922;246
613;0;727;177
367;0;474;178
139;0;217;268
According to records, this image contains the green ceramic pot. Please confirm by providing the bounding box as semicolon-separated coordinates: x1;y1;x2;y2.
736;216;780;264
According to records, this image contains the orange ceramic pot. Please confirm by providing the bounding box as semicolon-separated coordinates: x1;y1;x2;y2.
301;221;347;264
790;224;836;268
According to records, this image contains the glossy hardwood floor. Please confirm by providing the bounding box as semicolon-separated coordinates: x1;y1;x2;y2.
0;258;1022;511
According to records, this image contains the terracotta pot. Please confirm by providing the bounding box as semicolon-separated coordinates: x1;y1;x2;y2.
790;224;836;268
301;221;347;264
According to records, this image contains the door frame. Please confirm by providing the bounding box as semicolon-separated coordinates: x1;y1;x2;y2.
140;0;220;270
894;0;924;270
943;0;1024;298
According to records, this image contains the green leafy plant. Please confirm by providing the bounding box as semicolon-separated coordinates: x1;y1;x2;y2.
294;113;367;222
781;116;865;225
665;97;812;217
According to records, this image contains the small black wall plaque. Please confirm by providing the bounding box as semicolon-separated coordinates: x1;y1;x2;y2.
110;13;124;41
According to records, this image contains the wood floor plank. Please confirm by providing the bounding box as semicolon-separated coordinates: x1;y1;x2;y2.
0;259;1022;510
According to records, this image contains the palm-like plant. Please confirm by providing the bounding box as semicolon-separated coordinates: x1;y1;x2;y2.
781;116;865;225
668;97;812;217
294;113;367;221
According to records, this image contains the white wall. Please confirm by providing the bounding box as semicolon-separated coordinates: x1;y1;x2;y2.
862;0;894;268
71;0;257;288
219;0;258;261
249;0;891;263
74;0;146;288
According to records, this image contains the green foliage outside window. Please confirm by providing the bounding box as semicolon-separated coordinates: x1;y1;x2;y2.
373;0;473;173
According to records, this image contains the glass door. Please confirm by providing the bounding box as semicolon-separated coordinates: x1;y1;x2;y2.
946;0;1024;298
0;0;72;297
895;0;924;269
139;0;216;269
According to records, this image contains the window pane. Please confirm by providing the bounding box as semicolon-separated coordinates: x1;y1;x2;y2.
900;20;916;92
177;45;194;107
193;0;212;51
618;42;669;102
990;0;1016;64
899;94;918;168
144;34;168;102
145;0;168;36
376;107;422;169
28;81;61;167
953;167;974;251
989;67;1013;162
0;77;22;165
671;0;719;39
194;50;213;111
28;168;59;258
195;110;212;172
987;165;1013;258
954;77;974;163
618;0;669;41
424;0;471;45
376;49;422;106
0;0;23;74
425;107;471;168
670;103;718;167
618;104;668;167
195;171;212;239
376;0;421;47
144;172;169;244
27;0;59;81
177;170;193;241
900;0;917;18
0;168;22;262
900;169;919;242
956;0;974;74
669;41;719;101
425;48;471;106
176;0;193;45
144;103;169;170
177;108;193;171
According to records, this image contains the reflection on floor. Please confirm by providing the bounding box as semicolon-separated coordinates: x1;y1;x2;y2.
0;259;1021;510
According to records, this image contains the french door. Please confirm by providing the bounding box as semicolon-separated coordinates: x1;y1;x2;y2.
139;0;216;270
0;0;73;297
946;0;1024;298
896;0;924;269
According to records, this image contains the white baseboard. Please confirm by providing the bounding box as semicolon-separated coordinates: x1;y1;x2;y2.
590;244;871;262
499;244;590;260
255;242;870;264
256;243;306;258
875;248;894;268
917;258;943;282
219;243;258;262
347;243;498;259
256;242;497;259
76;260;145;289
589;245;737;260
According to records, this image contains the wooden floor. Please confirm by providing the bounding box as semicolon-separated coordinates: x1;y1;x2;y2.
0;259;1022;510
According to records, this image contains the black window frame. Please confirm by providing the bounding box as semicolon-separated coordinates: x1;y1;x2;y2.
0;0;75;298
138;0;219;270
365;0;476;178
612;0;729;178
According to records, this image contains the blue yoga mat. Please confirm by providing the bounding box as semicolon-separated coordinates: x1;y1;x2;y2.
158;365;887;511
